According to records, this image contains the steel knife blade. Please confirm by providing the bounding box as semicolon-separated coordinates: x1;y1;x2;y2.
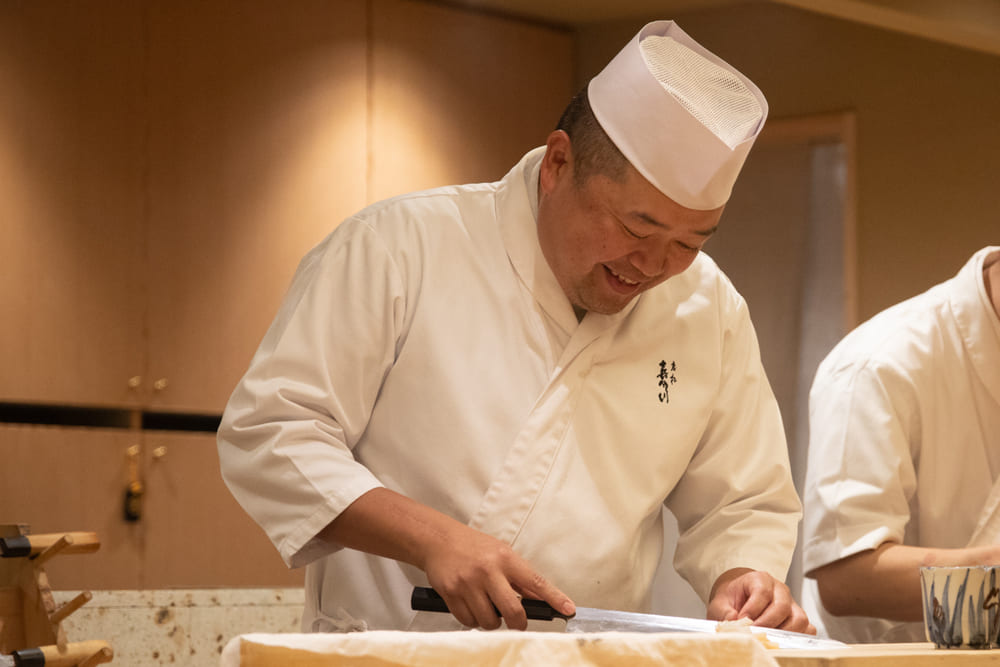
410;587;846;650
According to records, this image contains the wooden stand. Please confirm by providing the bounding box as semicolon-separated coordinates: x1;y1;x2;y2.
0;524;113;665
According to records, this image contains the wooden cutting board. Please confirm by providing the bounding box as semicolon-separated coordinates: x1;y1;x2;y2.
774;642;1000;666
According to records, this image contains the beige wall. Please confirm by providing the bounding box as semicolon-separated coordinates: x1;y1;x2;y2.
578;3;999;322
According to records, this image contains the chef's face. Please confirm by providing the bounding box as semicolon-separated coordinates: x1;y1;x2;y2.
537;130;724;317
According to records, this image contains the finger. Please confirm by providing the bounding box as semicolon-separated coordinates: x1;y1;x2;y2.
466;591;503;630
776;605;816;634
751;602;789;629
734;582;775;621
705;590;741;622
706;601;741;622
444;595;478;629
747;585;799;630
491;586;528;631
513;572;575;617
772;603;799;631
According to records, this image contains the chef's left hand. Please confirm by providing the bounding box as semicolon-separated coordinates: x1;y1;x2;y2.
707;568;816;634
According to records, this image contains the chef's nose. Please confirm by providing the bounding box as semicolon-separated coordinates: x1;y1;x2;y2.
629;242;670;278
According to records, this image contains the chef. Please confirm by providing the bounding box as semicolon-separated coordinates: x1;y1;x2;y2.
802;246;1000;642
218;20;813;635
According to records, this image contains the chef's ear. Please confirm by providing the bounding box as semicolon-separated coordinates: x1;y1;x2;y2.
539;130;573;194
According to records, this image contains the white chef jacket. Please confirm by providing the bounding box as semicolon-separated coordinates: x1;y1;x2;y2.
218;147;801;632
801;246;1000;643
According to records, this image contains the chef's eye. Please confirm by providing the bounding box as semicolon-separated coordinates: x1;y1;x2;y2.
621;222;649;240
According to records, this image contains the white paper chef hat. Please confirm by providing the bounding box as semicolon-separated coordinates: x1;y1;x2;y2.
588;21;767;210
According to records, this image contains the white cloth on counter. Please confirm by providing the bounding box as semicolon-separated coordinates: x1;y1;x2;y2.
219;631;781;667
801;246;1000;643
218;146;801;632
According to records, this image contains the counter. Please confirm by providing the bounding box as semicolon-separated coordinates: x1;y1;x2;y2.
221;631;779;666
774;642;1000;666
221;631;1000;666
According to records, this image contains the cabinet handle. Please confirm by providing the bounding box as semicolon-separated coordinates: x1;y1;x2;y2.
153;377;169;391
124;445;144;522
127;376;142;389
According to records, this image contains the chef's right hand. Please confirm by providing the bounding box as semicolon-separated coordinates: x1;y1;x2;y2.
321;487;575;631
422;522;575;630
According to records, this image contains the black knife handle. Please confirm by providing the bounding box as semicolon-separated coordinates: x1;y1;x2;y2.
12;647;44;667
411;586;451;614
411;586;565;620
0;536;31;558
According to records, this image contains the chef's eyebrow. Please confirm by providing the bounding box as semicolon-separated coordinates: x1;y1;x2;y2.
634;211;718;237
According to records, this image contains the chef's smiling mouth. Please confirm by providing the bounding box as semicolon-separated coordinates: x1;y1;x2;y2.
604;265;641;289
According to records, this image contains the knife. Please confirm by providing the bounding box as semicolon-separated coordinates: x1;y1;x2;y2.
0;532;100;558
411;587;846;650
0;640;113;667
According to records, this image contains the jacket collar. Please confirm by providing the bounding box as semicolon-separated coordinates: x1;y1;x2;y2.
950;246;1000;405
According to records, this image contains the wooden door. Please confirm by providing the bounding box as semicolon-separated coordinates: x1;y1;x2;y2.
0;425;302;590
0;2;146;408
0;424;144;589
142;0;369;413
141;431;302;588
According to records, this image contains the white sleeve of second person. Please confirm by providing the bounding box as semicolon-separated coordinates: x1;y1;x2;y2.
801;356;918;575
217;218;401;569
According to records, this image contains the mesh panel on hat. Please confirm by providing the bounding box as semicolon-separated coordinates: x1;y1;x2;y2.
640;35;763;149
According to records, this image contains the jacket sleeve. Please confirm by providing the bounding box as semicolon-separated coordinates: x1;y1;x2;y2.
800;353;918;576
217;217;405;568
666;289;802;599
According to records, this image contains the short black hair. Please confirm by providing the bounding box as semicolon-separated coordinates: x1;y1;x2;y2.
556;85;629;187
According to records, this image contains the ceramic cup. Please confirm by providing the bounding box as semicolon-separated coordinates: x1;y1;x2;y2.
920;565;1000;649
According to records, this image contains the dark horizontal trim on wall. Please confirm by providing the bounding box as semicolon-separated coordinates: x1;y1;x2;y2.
141;411;221;433
0;402;221;433
0;402;133;429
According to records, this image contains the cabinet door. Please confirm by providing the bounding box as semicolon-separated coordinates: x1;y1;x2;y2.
0;425;143;590
142;0;369;413
0;3;145;407
141;430;302;588
0;425;302;589
370;0;574;200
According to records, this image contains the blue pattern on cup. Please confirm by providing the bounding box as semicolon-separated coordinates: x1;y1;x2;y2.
921;566;1000;649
